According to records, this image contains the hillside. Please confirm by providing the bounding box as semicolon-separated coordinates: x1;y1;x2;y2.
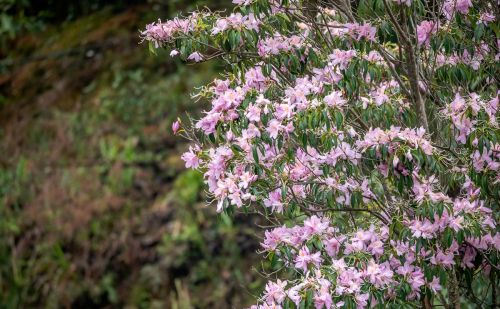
0;2;262;308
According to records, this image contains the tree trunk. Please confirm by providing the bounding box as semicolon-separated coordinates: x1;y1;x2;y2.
448;268;461;309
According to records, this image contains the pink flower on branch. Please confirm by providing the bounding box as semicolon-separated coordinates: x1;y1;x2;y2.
416;21;438;46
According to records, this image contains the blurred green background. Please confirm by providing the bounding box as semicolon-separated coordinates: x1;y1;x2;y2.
0;1;264;308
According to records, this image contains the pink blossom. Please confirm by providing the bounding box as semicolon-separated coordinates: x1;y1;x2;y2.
141;16;196;46
345;23;377;42
295;246;322;272
408;219;437;239
287;284;304;306
314;279;333;309
303;215;329;237
364;260;394;288
430;249;455;268
396;262;414;276
246;104;262;122
428;276;442;293
324;90;347;108
232;0;252;6
172;119;181;134
448;216;464;232
264;189;284;213
147;4;500;308
478;12;496;25
364;50;383;63
407;268;425;293
213;79;230;95
357;126;434;156
416;21;438;46
242;123;261;139
239;171;257;189
245;66;267;91
456;117;474;144
262;227;288;250
456;0;473;14
355;293;369;308
196;112;220;134
212;18;229;34
187;51;203;62
324;237;342;257
264;279;287;304
257;35;305;57
329;49;357;70
472;149;500;172
461;246;477;268
371;86;389;106
336;267;363;294
367;240;385;257
275;103;295;120
212;13;260;35
443;0;473;18
266;119;283;139
181;146;201;168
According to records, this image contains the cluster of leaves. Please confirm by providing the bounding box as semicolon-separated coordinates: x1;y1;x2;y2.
143;0;499;308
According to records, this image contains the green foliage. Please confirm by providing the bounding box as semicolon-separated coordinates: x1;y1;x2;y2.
0;3;262;308
0;0;44;44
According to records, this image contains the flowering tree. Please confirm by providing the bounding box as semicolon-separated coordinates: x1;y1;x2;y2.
142;0;499;307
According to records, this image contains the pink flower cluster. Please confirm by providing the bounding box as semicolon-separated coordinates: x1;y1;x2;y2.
152;2;500;307
478;12;496;25
211;13;260;35
255;213;499;308
344;22;377;42
416;21;438;46
356;126;434;156
141;15;197;47
257;35;306;57
181;145;201;168
435;43;491;71
318;21;377;42
181;144;253;213
261;221;398;307
328;49;357;70
361;81;402;108
195;82;247;135
363;50;384;63
472;145;500;175
442;0;473;19
442;92;499;144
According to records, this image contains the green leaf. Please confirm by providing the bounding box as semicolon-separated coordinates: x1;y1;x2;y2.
148;41;157;55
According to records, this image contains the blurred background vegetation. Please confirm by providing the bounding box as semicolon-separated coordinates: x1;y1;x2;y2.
0;1;264;308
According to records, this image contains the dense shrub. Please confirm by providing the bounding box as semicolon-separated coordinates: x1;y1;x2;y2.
143;0;499;307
